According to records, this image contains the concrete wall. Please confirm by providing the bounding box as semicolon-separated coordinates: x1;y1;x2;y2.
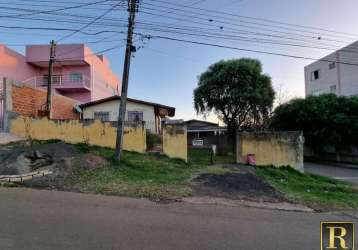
163;122;187;162
237;131;304;171
82;99;156;133
10;116;147;153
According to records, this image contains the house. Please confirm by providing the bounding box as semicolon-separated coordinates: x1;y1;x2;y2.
304;41;358;97
78;95;175;134
0;44;120;103
185;119;227;147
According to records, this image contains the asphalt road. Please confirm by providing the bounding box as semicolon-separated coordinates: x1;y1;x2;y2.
305;162;358;184
0;188;357;250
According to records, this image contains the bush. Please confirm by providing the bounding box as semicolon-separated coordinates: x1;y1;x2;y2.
270;94;358;153
146;132;162;149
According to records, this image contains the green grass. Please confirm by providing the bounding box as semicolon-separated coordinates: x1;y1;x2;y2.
62;146;236;201
188;148;235;166
256;166;358;211
14;141;357;210
66;145;191;200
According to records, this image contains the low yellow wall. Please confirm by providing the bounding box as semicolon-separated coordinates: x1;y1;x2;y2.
163;124;187;162
10;116;146;153
237;132;304;171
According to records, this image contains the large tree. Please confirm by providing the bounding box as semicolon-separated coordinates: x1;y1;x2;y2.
194;58;275;133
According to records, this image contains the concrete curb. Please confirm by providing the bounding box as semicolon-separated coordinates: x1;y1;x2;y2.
182;196;314;213
0;170;53;183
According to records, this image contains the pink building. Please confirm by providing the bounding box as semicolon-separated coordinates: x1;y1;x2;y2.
0;44;120;102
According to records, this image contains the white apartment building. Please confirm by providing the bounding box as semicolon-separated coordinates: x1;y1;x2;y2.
304;41;358;97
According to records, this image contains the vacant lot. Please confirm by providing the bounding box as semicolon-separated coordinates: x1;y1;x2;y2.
1;141;357;211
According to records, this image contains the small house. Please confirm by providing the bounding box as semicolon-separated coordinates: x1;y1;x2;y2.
185;119;227;148
78;95;175;134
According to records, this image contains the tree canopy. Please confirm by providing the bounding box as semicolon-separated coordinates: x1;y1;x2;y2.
270;94;358;153
194;58;275;132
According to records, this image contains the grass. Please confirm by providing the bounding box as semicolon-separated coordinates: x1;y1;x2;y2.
256;166;358;211
8;140;357;210
62;145;236;201
188;148;235;166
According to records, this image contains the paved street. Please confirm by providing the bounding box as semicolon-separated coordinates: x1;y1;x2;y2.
305;162;358;184
0;188;356;250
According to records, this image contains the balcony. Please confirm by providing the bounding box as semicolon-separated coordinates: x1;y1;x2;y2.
23;74;91;92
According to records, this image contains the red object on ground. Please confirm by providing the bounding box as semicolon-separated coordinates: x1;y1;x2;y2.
246;154;256;166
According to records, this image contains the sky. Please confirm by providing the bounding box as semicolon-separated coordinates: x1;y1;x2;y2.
2;0;358;122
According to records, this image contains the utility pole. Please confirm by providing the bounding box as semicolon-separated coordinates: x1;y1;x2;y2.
46;40;56;118
115;0;138;161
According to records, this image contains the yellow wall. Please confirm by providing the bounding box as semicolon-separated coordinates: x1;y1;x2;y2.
10;116;146;153
163;124;187;162
237;132;304;171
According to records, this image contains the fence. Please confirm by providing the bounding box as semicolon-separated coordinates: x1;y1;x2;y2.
236;131;304;172
10;116;147;153
163;120;188;162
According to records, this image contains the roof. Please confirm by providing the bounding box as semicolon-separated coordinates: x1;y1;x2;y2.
185;119;219;126
185;119;227;132
78;95;175;117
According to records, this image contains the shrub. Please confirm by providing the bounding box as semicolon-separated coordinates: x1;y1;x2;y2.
146;132;162;149
270;94;358;153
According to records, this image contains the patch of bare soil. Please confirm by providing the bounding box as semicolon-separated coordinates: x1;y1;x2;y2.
192;171;285;203
0;141;107;189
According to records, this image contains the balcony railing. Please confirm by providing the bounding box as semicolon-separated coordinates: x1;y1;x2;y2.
23;75;91;90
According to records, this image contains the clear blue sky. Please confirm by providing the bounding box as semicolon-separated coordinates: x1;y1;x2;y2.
2;0;358;122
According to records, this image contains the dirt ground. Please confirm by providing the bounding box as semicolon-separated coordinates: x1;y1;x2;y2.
0;141;107;189
192;165;285;203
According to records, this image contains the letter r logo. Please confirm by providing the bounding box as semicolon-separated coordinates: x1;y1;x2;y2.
321;222;355;250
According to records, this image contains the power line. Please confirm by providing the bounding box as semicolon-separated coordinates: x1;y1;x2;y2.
141;3;357;42
0;1;121;11
56;2;120;42
0;0;113;18
140;33;358;67
146;0;358;38
138;9;355;46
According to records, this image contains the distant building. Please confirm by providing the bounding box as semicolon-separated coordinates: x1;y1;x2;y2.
0;44;120;103
78;95;175;134
185;119;227;147
304;41;358;97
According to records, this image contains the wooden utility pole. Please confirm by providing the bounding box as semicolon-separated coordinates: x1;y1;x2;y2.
46;40;56;118
115;0;138;161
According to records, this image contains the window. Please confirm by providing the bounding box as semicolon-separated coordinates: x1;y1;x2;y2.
42;75;62;86
69;72;83;83
311;89;323;96
311;70;320;81
128;111;143;122
329;62;336;70
330;85;337;93
94;111;110;121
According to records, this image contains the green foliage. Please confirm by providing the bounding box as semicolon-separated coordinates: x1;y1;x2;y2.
146;132;162;149
194;58;275;131
65;146;237;201
256;166;358;211
270;94;358;152
188;148;235;165
65;148;194;201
